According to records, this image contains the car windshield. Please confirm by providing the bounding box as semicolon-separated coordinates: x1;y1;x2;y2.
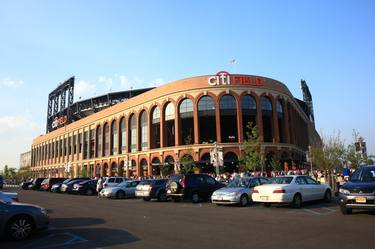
351;167;375;182
62;179;71;184
227;178;251;188
118;182;130;187
269;177;293;184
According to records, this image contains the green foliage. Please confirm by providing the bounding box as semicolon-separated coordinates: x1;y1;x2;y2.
180;155;195;174
311;131;346;172
268;157;282;171
240;122;264;172
161;163;174;176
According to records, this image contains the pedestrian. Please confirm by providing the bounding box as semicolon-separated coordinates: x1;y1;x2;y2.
96;177;104;196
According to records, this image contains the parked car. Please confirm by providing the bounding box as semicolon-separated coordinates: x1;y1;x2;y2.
0;199;49;240
102;177;128;189
252;175;332;208
28;178;46;190
60;178;90;194
0;191;19;202
51;179;72;193
135;179;168;201
166;174;225;203
0;176;4;189
339;165;375;215
99;180;140;199
40;178;67;191
20;179;34;190
212;176;269;207
71;180;98;195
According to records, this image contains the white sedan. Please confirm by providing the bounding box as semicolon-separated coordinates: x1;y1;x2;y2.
252;175;332;208
99;180;140;199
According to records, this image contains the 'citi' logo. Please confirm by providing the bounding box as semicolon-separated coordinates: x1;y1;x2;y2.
208;71;231;86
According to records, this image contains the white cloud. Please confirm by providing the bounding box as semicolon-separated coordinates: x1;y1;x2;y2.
98;76;113;91
0;78;24;88
0;116;40;132
75;80;96;100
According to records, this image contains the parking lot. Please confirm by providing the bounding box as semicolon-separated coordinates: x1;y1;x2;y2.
2;187;375;249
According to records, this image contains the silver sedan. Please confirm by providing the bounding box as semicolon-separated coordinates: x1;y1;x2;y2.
211;176;269;207
99;180;140;199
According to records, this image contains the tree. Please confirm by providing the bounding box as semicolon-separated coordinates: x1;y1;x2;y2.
311;131;346;187
180;155;195;174
345;130;365;169
240;122;264;172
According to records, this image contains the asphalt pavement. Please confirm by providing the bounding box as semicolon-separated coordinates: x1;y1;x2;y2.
1;187;374;249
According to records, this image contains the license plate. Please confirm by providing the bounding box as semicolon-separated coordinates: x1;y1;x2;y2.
260;196;269;201
355;197;367;203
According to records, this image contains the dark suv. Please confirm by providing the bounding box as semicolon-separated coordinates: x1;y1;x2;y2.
166;174;225;203
29;178;46;190
339;165;375;214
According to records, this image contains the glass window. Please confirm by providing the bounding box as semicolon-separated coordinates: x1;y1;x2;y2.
305;176;318;184
205;176;216;185
103;123;109;156
295;177;307;185
198;96;216;143
277;100;285;143
108;178;115;183
139;111;148;151
129;115;137;152
150;106;161;149
119;118;126;154
179;99;194;145
261;96;273;142
220;95;238;143
111;121;118;155
269;177;293;184
96;126;101;157
164;103;175;147
115;178;123;183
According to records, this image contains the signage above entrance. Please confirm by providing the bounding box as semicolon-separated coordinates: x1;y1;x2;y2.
208;71;264;87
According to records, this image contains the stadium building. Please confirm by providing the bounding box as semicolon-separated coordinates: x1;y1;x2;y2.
30;72;321;178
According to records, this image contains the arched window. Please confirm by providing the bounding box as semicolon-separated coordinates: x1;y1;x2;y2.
96;125;101;157
164;102;175;147
139;111;148;151
150;106;160;149
198;96;216;143
110;120;117;156
220;95;238;143
119;117;126;154
103;123;109;156
140;159;148;176
129;114;137;152
151;157;161;175
261;96;273;142
179;99;194;145
241;95;257;139
224;152;239;173
277;100;285;143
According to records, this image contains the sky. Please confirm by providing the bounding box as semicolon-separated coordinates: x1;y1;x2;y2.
0;0;374;170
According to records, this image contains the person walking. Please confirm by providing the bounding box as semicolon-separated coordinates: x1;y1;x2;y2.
96;177;104;196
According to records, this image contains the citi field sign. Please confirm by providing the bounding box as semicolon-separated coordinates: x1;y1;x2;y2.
208;71;263;87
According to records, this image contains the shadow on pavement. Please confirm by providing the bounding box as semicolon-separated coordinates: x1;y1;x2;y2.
2;227;140;249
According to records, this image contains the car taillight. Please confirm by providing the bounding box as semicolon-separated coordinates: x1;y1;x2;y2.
253;189;259;193
148;185;154;191
273;189;285;193
182;176;186;189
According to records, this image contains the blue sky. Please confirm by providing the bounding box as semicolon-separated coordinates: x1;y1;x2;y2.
0;0;374;170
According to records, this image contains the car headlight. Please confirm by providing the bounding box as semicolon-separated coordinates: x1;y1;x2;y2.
339;188;350;195
40;208;48;216
226;192;239;197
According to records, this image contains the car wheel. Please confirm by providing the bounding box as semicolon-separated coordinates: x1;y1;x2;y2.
116;191;125;199
340;205;352;215
143;197;151;201
6;216;34;241
324;190;332;203
157;191;167;202
264;203;271;208
191;192;200;203
86;189;94;195
291;194;302;209
239;194;249;207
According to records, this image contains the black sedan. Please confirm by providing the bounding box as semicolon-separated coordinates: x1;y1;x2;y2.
71;180;97;195
60;178;90;194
